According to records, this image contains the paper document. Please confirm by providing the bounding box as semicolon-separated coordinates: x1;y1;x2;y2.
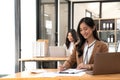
32;69;86;77
34;71;85;77
59;69;86;74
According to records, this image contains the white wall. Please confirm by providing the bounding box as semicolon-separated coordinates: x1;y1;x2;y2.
102;2;120;18
74;3;99;30
21;0;36;70
0;0;15;74
74;4;86;30
0;0;36;74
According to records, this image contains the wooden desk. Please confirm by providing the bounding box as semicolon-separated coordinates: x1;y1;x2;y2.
19;57;68;61
19;57;68;71
1;69;120;80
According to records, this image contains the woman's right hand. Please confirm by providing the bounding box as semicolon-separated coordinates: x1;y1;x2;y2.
58;65;66;71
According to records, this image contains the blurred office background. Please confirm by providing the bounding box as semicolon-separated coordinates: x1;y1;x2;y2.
0;0;120;76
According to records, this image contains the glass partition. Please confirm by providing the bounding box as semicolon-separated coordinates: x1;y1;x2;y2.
39;0;56;46
59;0;68;46
38;0;69;46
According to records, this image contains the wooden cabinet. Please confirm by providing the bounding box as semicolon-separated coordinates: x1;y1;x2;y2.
94;18;120;52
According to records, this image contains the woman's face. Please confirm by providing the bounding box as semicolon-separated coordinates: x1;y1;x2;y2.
67;32;74;42
79;22;94;39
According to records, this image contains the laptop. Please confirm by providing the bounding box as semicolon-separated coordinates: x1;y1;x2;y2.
93;52;120;75
49;46;66;57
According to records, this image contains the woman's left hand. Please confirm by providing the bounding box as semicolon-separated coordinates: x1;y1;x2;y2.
76;63;90;70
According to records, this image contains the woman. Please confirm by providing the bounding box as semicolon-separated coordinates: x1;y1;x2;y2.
59;17;108;71
63;29;78;56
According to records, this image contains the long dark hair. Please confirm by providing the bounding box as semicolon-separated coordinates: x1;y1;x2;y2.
76;17;100;57
65;29;78;49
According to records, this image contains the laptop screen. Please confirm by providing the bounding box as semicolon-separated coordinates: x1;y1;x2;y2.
49;46;66;57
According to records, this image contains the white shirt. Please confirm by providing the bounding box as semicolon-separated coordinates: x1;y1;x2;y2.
83;40;96;64
63;42;74;56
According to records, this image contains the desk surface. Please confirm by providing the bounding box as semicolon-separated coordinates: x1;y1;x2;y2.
1;69;120;80
19;57;68;61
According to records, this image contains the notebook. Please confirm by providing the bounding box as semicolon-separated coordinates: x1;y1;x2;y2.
93;52;120;75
